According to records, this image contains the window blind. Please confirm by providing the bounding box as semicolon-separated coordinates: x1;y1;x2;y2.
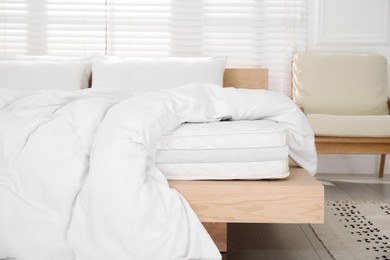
0;0;306;94
0;0;107;56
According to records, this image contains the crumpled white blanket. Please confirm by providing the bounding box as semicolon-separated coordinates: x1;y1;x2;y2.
0;84;317;260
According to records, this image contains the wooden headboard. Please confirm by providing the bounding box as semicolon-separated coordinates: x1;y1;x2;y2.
223;68;268;90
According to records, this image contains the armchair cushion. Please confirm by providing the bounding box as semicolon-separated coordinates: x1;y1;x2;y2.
293;53;388;115
307;114;390;137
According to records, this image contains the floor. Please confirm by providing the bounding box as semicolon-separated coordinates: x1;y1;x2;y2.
221;173;390;260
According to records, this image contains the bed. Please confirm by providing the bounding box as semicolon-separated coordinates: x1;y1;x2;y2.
0;58;323;259
168;68;324;251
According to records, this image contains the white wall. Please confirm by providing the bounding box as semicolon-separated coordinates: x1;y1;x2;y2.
307;0;390;175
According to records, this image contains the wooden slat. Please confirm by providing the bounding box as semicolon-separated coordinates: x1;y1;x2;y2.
315;140;390;154
316;142;390;154
169;167;324;224
223;68;268;90
315;136;390;144
203;223;227;252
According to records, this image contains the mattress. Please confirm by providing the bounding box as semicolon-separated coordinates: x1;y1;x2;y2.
156;120;289;180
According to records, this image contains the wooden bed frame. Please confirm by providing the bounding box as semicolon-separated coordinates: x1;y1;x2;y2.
168;68;324;252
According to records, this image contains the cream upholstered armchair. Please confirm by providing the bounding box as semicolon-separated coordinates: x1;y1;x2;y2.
292;53;390;177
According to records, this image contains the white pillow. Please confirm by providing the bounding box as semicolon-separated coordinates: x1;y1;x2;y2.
91;56;227;92
0;56;91;91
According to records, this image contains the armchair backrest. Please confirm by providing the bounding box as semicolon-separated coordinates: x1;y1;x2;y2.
292;53;388;115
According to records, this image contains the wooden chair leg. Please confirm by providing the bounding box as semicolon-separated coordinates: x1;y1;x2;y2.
203;222;227;252
379;154;386;178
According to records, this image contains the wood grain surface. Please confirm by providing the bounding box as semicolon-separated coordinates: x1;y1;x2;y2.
223;68;268;90
169;167;324;224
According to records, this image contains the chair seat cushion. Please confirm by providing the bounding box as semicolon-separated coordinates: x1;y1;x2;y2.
307;114;390;137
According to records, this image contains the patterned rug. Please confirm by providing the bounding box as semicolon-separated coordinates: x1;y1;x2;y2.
311;201;390;260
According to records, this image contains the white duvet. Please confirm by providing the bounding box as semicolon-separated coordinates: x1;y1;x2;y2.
0;84;317;260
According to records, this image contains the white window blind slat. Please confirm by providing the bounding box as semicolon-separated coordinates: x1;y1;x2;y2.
0;0;306;94
0;0;106;56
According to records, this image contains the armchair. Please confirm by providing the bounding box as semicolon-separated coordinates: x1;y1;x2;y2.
292;53;390;177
